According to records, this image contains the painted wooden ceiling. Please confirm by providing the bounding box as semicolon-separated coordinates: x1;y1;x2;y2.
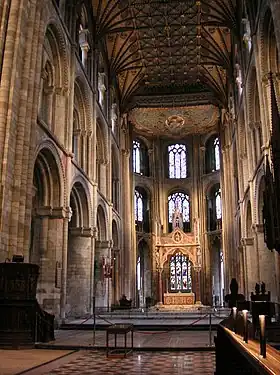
92;0;237;135
93;0;236;106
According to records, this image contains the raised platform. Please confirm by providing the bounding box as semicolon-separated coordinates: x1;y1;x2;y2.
60;308;229;331
154;303;202;311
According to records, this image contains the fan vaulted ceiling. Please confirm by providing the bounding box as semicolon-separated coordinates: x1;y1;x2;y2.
92;0;237;134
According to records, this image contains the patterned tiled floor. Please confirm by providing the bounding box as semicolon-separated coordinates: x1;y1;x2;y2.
46;351;215;375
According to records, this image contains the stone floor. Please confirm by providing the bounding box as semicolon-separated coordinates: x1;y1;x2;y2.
39;329;215;349
22;350;216;375
0;349;73;375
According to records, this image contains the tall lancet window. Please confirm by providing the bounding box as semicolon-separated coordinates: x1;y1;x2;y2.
214;137;220;171
132;139;149;176
215;188;222;220
207;184;222;231
168;144;187;178
134;190;143;222
168;192;191;232
205;135;220;173
170;253;192;292
133;140;141;174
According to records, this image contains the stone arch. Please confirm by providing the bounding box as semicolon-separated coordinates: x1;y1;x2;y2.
69;181;90;228
162;247;196;268
112;219;119;249
96;120;107;163
43;21;69;89
96;203;108;241
74;76;92;131
35;141;65;206
205;180;220;197
259;4;280;75
247;67;261;114
203;131;219;146
33;146;63;208
135;185;151;233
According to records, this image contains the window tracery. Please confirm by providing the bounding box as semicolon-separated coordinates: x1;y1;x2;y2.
168;192;190;232
168;144;187;178
170;253;192;292
133;140;141;174
134;190;143;222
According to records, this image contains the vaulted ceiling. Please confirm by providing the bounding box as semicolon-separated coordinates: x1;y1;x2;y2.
92;0;238;135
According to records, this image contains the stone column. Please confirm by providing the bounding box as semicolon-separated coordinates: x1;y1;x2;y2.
66;227;93;317
242;237;256;298
94;240;112;309
121;147;133;298
158;268;163;304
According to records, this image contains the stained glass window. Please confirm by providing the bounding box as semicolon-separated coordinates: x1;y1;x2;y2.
168;192;190;225
215;188;222;220
134;190;143;222
133;140;141;173
168;144;187;178
214;138;220;171
170;253;192;292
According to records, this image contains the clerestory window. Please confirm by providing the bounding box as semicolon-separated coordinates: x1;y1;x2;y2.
168;144;187;178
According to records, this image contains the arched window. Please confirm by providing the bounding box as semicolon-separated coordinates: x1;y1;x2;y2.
132;139;149;176
133;140;141;174
134;190;143;222
205;136;220;173
168;144;187;178
215;188;222;220
169;253;192;292
135;187;150;232
168;192;191;232
214;138;220;170
207;184;222;231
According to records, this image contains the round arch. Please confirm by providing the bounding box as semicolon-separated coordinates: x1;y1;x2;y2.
69;181;90;228
33;147;63;208
43;21;69;88
96;204;108;241
112;219;119;249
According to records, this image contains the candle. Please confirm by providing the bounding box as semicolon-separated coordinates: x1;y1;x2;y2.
232;307;237;333
242;310;248;343
259;315;266;358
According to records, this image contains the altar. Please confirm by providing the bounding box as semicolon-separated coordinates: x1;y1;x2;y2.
164;292;195;305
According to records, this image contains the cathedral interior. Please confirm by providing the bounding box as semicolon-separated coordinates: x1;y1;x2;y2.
1;0;280;373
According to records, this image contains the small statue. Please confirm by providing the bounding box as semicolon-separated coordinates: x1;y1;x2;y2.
261;282;266;295
172;207;183;230
255;283;260;295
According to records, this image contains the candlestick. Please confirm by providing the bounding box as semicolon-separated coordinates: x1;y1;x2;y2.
259;315;266;358
242;310;248;343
